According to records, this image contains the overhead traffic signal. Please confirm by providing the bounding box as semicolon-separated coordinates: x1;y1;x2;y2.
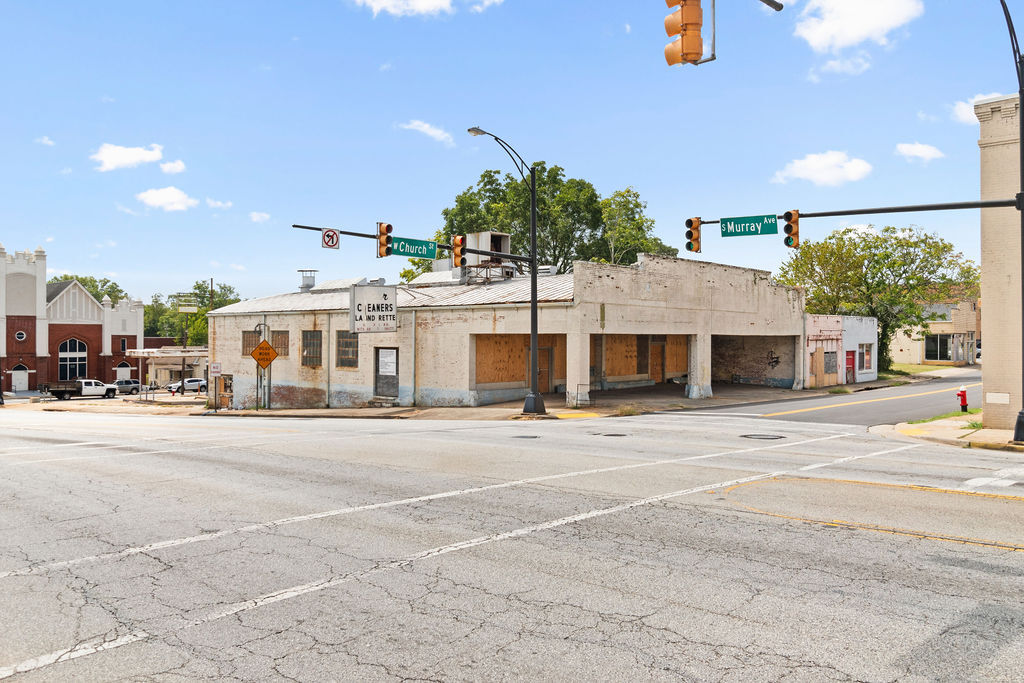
685;217;701;253
452;235;467;267
376;222;393;257
783;210;800;248
665;0;703;66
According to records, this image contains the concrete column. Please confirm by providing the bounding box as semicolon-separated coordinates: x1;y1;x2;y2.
565;332;590;407
0;243;7;361
977;95;1021;428
34;247;48;358
792;331;805;390
687;333;712;399
101;295;112;356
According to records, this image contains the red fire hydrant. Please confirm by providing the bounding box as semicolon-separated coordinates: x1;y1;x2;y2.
956;385;968;413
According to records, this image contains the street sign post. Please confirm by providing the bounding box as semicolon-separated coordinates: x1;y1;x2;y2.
321;229;340;249
250;340;278;369
391;237;437;260
720;214;779;237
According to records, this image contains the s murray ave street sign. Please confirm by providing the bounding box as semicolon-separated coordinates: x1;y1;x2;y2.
720;214;779;237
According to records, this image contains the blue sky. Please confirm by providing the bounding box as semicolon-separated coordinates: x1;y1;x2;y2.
0;0;1013;300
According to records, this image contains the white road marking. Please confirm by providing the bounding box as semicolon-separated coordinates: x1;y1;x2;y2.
0;441;905;680
0;432;850;579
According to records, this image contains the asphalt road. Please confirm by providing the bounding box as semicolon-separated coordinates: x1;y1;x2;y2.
1;410;1021;681
694;371;984;425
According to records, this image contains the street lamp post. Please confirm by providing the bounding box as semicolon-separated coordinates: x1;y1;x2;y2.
467;126;546;415
997;1;1024;442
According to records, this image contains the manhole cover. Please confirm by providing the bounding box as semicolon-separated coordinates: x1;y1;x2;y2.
740;434;786;440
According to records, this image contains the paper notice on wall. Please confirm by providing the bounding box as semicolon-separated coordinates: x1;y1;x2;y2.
378;349;397;376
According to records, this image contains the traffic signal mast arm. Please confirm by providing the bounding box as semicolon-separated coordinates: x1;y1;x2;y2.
697;198;1018;227
292;224;533;264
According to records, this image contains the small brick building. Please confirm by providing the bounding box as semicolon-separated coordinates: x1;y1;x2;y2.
1;245;145;392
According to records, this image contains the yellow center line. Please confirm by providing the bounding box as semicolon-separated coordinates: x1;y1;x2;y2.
761;382;982;417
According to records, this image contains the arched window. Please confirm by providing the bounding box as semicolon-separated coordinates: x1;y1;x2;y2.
59;338;87;381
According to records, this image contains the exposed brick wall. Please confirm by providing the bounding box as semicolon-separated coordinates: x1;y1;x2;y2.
711;335;796;388
48;323;103;382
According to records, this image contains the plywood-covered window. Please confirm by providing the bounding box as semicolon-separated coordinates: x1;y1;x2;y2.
337;331;358;368
242;330;260;356
302;330;322;367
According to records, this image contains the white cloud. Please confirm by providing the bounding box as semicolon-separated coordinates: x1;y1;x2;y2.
104;271;118;278
250;211;271;223
45;236;55;243
624;23;631;34
399;119;455;147
47;268;72;276
160;159;186;174
772;151;872;187
952;92;1005;124
470;0;502;12
135;186;199;212
230;263;247;271
795;0;924;53
379;63;393;72
100;95;115;103
896;142;944;163
59;167;72;175
116;203;141;216
207;198;233;209
820;53;870;76
354;0;452;17
917;110;939;123
91;143;163;171
209;260;221;267
34;135;55;146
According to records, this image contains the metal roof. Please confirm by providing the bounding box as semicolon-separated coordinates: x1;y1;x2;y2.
210;273;575;316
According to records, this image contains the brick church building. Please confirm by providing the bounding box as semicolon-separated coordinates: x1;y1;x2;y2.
1;245;145;392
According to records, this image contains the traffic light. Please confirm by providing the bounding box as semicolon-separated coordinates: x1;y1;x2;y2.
376;222;392;257
665;0;703;66
783;210;800;248
685;217;701;253
452;235;467;267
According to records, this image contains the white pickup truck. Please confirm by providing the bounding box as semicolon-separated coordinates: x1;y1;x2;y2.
41;379;119;400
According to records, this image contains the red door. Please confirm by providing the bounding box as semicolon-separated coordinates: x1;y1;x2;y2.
845;350;856;383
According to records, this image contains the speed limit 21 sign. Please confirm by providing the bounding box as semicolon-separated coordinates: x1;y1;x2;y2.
321;229;340;249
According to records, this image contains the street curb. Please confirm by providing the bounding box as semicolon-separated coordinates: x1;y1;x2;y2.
966;441;1024;454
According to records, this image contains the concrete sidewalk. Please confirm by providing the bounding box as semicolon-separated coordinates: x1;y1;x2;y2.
0;371;941;421
871;412;1024;454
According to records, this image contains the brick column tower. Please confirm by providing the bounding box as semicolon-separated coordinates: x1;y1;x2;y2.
977;94;1021;429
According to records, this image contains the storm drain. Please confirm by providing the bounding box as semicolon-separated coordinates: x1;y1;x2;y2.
740;434;786;440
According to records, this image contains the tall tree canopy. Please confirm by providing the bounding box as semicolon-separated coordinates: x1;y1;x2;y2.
775;225;979;371
400;165;676;282
48;274;128;304
145;281;242;345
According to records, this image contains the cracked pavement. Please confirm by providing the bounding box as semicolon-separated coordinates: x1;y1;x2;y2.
0;410;1022;681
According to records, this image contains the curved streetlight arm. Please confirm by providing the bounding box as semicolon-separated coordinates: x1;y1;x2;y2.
468;127;531;181
1001;0;1023;81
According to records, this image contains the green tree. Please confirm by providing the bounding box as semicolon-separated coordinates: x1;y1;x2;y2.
48;274;128;304
776;226;980;371
594;187;678;265
402;166;672;282
145;281;242;345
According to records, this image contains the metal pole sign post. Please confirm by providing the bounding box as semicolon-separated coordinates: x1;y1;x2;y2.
720;214;779;237
250;339;278;409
